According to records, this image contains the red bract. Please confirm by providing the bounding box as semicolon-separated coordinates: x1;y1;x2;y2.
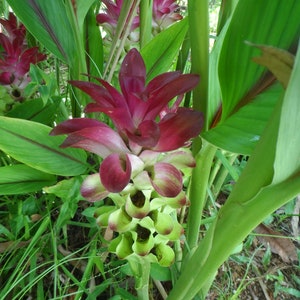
97;0;182;37
52;48;203;198
0;13;46;90
96;0;140;36
71;48;203;152
152;0;182;31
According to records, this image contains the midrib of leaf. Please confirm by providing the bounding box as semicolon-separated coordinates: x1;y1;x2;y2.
28;0;68;60
0;127;86;165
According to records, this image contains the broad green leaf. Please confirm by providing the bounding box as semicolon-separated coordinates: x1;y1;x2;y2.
0;117;88;176
84;4;104;77
0;164;56;195
7;0;75;63
273;40;300;184
219;0;300;120
169;42;300;300
141;18;188;81
204;0;300;154
76;0;98;34
207;21;230;127
6;97;61;125
203;83;283;154
216;0;239;35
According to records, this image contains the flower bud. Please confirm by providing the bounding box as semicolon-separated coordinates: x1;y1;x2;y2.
81;173;109;202
108;207;134;232
164;191;189;209
115;232;134;259
94;206;116;227
150;211;174;235
132;224;155;256
149;162;182;197
153;243;175;267
125;190;150;219
164;220;184;241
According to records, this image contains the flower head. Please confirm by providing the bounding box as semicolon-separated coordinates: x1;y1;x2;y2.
152;0;182;33
70;48;202;152
0;13;46;99
96;0;140;39
97;0;183;40
51;48;203;265
51;48;203;197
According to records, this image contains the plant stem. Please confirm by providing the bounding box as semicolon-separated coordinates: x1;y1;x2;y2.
210;152;238;199
184;141;216;256
139;0;153;48
128;256;150;300
188;0;209;130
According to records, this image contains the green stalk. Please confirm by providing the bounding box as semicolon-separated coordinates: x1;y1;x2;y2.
210;153;238;198
128;256;151;300
188;0;209;129
0;217;50;299
139;0;153;48
74;241;98;300
168;94;289;299
64;0;88;117
169;173;300;300
184;141;216;255
106;0;141;82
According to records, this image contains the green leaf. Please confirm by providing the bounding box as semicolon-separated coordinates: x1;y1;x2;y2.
216;0;239;35
43;177;83;200
169;41;300;300
7;0;75;63
219;0;300;120
0;117;88;176
84;4;104;77
141;18;189;81
44;177;83;228
0;164;56;195
6;97;61;125
203;83;283;154
76;0;98;34
150;263;171;282
205;0;300;154
273;40;300;184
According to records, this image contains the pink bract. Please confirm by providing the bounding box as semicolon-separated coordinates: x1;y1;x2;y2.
51;48;203;198
0;13;46;87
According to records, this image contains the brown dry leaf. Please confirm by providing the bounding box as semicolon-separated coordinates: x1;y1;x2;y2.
247;42;295;89
0;240;30;253
254;223;298;263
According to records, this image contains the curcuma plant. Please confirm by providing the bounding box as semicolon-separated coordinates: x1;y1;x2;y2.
0;0;300;299
50;48;203;296
0;12;46;111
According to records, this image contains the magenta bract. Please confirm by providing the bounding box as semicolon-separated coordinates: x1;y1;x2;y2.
0;13;46;87
52;48;203;198
70;49;203;152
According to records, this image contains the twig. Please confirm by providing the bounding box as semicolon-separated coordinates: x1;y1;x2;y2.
153;279;168;300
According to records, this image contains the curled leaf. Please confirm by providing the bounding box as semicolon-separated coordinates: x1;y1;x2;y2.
248;42;295;89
